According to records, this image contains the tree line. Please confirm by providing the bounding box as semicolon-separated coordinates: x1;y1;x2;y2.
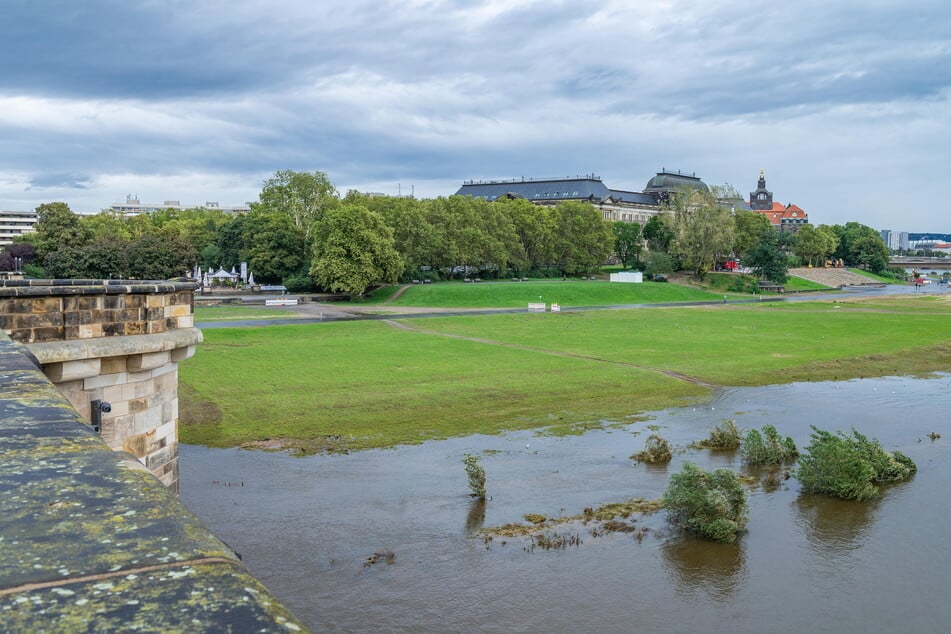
2;170;893;294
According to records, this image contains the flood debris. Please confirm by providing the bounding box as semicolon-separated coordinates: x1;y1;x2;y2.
363;550;396;567
480;497;665;549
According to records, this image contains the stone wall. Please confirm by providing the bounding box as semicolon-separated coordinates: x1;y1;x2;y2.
0;333;306;631
0;279;201;491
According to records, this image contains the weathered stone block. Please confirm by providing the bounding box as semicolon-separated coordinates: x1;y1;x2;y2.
83;371;127;390
31;297;62;313
147;294;167;308
31;326;67;342
99;356;127;374
102;322;126;337
45;358;101;382
127;350;171;371
176;315;195;328
133;405;163;434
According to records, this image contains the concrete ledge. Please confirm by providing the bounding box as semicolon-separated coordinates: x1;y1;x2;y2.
26;328;203;365
0;334;307;631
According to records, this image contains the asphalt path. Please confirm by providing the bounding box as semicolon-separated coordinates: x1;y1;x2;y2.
196;283;947;330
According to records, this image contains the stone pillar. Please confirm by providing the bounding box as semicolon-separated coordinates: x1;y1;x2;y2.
0;280;201;492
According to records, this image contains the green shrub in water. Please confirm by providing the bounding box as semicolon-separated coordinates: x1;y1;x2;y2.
741;424;799;465
631;434;672;463
663;462;748;543
463;453;486;500
796;426;917;501
696;419;742;449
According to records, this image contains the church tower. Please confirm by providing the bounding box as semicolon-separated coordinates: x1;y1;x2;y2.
749;168;773;211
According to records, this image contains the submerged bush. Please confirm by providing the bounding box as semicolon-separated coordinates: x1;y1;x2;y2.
696;419;742;449
463;453;486;500
663;462;748;543
796;427;917;501
632;434;672;463
741;424;798;465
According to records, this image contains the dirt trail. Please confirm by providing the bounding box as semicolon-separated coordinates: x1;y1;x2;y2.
382;319;717;388
382;285;411;304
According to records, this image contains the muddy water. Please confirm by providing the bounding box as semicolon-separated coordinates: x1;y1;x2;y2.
180;375;951;633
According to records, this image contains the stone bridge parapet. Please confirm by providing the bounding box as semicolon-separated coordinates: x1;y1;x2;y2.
0;279;202;491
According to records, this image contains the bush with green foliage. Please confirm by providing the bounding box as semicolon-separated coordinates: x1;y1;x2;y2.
796;427;916;501
741;424;799;465
463;453;486;500
697;419;742;449
631;433;672;463
663;462;748;543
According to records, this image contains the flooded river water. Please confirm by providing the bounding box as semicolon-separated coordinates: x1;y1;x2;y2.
180;375;951;633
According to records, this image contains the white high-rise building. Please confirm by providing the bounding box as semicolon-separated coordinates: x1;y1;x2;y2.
0;210;38;246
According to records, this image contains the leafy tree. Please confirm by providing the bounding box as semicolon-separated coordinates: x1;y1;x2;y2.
0;243;36;272
257;170;338;239
663;462;748;543
794;224;839;267
214;214;251;270
667;187;734;279
732;209;772;259
347;192;439;280
126;234;197;279
612;221;643;268
244;211;307;283
832;222;889;271
744;227;789;284
310;204;402;296
32;202;89;265
498;197;552;272
548;201;613;275
643;213;674;253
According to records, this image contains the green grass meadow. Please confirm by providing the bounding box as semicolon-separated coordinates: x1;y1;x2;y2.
366;279;723;308
180;296;951;453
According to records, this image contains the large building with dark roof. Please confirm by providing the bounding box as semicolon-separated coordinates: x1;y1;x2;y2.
455;170;708;223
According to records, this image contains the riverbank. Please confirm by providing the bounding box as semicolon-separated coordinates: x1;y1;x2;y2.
179;295;951;453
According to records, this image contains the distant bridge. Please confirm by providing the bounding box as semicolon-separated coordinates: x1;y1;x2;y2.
889;256;951;271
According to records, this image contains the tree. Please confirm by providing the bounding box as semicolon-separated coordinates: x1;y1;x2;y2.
499;197;553;272
667;187;734;279
310;204;402;296
257;170;339;238
744;227;789;284
832;222;889;271
612;221;643;269
126;234;197;279
0;243;36;272
32;202;89;265
794;224;839;267
548;201;613;275
244;211;307;283
643;213;674;253
733;209;772;259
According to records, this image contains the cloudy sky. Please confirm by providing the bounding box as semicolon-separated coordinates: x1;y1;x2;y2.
2;0;950;232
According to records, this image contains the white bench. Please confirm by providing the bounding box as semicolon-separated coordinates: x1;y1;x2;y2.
265;298;298;306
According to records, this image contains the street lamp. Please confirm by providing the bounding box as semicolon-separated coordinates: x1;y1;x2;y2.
13;256;22;273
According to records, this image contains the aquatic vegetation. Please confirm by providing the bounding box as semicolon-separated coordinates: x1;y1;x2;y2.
741;424;798;465
631;434;672;463
796;427;917;501
463;453;486;500
663;462;749;543
694;419;742;449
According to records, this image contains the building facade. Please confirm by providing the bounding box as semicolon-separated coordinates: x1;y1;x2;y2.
748;170;808;232
455;170;708;223
0;210;38;246
109;196;251;216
